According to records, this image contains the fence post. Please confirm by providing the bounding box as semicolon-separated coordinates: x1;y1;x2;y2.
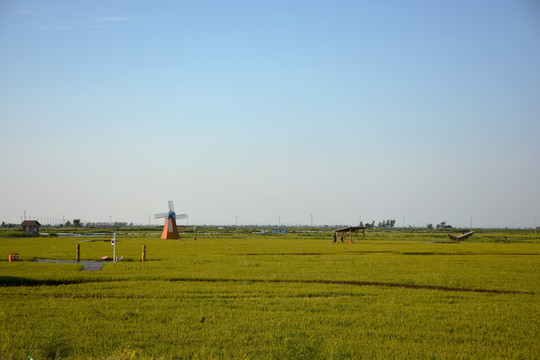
76;244;80;262
142;245;146;262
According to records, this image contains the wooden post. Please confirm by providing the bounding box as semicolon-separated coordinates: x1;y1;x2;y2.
76;244;80;262
363;229;366;244
142;245;146;262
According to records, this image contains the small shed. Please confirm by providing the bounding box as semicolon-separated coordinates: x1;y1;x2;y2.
334;226;366;244
271;228;287;234
21;220;41;236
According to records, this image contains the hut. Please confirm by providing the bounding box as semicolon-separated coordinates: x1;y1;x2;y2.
334;226;366;244
21;220;41;236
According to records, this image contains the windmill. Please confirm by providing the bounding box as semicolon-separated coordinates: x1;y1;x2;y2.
155;201;187;239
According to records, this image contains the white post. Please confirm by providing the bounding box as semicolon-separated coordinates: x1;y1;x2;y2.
112;232;116;262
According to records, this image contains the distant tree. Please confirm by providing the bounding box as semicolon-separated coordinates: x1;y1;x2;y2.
73;219;81;228
377;219;396;228
436;221;452;229
1;221;5;229
426;223;433;229
65;221;71;227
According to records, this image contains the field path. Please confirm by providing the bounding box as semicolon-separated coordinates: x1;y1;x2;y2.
35;259;104;271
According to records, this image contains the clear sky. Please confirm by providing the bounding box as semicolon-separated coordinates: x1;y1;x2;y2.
1;0;539;228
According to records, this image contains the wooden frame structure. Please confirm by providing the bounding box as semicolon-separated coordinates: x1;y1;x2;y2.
334;226;366;244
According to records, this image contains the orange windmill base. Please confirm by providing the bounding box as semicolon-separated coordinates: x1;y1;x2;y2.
161;218;180;239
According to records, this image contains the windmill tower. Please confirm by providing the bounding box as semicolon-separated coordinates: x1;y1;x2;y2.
155;201;187;239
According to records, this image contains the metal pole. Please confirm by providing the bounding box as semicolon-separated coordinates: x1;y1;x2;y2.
112;232;116;262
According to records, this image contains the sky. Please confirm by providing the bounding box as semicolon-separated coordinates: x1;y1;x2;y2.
1;0;539;228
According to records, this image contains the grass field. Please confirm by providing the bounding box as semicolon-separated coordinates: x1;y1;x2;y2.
0;229;539;359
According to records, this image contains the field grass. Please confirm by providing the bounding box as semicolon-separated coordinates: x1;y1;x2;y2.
0;230;539;359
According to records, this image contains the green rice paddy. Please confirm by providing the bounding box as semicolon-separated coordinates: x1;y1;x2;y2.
0;229;538;359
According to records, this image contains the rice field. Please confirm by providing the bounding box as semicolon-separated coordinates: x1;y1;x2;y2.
0;230;539;359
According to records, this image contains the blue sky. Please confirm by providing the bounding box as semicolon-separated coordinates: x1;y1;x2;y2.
1;0;539;227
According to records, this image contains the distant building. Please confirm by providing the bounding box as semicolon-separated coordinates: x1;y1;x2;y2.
21;220;41;236
271;228;287;234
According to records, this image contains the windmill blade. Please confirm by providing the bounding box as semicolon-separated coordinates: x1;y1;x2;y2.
155;212;168;219
168;201;174;212
176;213;187;220
168;218;173;232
